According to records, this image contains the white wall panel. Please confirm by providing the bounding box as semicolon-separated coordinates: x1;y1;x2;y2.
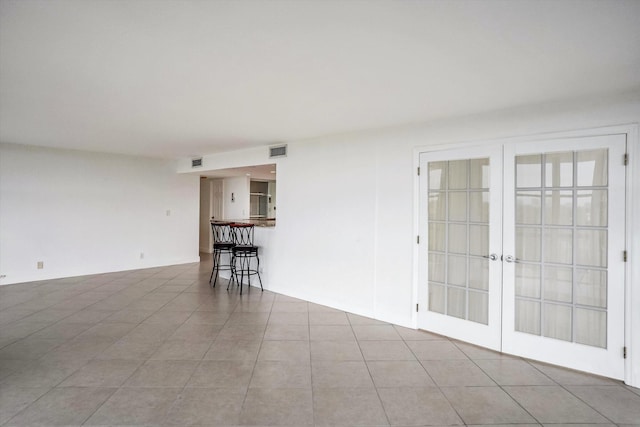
182;94;640;332
222;176;250;220
0;144;200;284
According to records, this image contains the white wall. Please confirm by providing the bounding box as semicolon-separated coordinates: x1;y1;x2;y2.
199;178;212;253
267;180;277;218
178;93;640;326
0;143;200;284
223;176;250;220
178;93;640;386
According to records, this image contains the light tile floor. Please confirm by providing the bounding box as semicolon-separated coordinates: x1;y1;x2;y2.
1;256;639;426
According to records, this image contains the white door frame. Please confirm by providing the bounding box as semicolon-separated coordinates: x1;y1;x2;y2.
417;145;503;351
412;123;639;388
502;134;626;379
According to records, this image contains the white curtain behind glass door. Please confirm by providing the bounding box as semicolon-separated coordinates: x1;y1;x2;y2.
428;158;490;324
514;149;609;348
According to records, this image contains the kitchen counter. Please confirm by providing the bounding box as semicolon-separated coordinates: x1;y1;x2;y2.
211;218;276;228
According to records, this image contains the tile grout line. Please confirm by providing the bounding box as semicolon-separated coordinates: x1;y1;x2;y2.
555;382;620;425
307;301;316;427
520;355;621;425
450;339;547;425
3;259;639;426
400;327;469;426
79;270;194;426
234;287;271;425
143;275;233;426
0;274;156;426
349;316;393;426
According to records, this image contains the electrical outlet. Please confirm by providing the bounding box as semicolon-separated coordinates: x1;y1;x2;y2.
0;274;6;279
166;210;171;216
37;261;44;269
140;252;144;259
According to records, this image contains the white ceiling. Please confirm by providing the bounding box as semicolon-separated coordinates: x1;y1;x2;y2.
1;0;640;159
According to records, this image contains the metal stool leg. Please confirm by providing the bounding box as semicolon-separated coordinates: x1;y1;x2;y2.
209;250;218;286
211;250;220;287
227;252;236;288
233;253;262;294
255;255;263;291
239;256;246;295
228;253;235;291
209;251;215;283
246;256;251;293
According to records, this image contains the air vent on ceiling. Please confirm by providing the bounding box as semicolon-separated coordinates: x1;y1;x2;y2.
192;157;203;168
269;144;287;158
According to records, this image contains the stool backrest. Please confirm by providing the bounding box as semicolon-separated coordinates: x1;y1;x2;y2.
230;223;255;246
211;221;233;244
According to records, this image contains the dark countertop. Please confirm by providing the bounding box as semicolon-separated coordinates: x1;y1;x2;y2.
210;218;276;228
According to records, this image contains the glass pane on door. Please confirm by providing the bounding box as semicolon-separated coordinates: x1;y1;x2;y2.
514;149;609;348
428;158;490;324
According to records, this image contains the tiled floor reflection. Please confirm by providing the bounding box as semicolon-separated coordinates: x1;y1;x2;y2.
1;255;639;426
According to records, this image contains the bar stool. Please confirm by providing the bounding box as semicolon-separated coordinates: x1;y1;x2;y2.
229;223;263;295
209;221;235;288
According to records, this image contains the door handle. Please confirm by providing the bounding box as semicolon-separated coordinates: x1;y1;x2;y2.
483;254;498;261
504;255;517;263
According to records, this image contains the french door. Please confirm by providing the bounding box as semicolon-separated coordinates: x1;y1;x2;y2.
417;145;503;351
418;134;627;379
